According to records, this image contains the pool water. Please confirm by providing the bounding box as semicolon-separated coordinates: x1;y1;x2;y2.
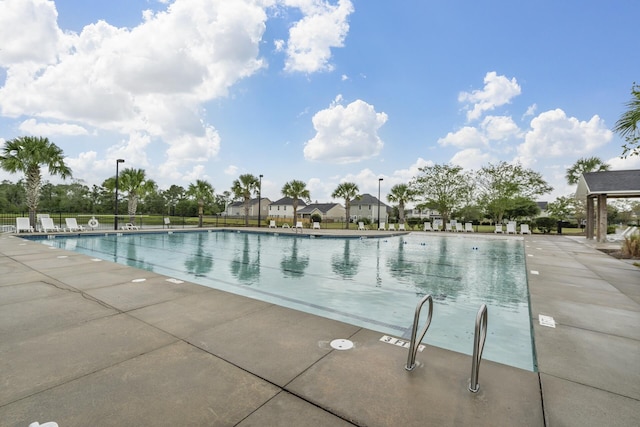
38;230;536;371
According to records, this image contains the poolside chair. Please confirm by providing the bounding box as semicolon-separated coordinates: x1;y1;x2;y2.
398;223;406;231
121;223;139;230
445;223;453;232
358;222;366;230
378;222;386;231
294;221;303;229
388;223;396;231
455;223;464;232
423;222;432;232
464;222;474;232
520;223;531;234
40;217;62;233
269;220;277;228
494;224;504;233
16;217;34;233
312;222;321;229
65;218;85;232
506;222;517;234
282;223;290;228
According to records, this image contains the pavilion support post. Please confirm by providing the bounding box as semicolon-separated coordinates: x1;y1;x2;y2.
597;194;608;243
586;197;594;240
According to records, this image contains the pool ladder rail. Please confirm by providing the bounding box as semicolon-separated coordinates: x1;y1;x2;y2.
404;296;488;393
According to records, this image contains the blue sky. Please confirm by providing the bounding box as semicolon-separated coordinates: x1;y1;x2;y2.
1;0;638;206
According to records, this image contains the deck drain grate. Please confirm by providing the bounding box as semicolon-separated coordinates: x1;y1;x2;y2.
330;339;354;350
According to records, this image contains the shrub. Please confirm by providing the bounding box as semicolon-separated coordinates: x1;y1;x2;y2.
607;225;617;234
534;217;557;234
622;234;640;258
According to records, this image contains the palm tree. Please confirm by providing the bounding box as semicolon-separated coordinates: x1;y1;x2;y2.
613;82;640;157
332;182;359;229
387;183;416;225
281;180;311;224
116;168;156;224
231;174;260;226
187;179;215;227
0;136;72;228
565;157;610;185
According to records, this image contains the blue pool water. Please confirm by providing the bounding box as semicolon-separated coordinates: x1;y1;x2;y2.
36;230;536;371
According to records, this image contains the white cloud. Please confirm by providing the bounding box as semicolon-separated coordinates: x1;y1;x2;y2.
523;103;537;119
450;148;497;171
481;115;520;141
19;119;90;136
282;0;354;73
606;154;640;170
458;72;521;121
225;165;239;175
516;109;613;167
391;157;434;182
438;126;487;148
303;98;387;163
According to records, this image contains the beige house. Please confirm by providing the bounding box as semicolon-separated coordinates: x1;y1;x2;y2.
225;197;271;218
348;193;389;223
268;197;307;219
298;203;346;222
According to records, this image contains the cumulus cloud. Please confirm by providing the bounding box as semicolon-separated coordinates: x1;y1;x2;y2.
481;115;520;141
303;97;388;163
438;126;487;148
450;148;497;171
516;109;613;167
281;0;354;73
459;72;521;121
19;119;90;136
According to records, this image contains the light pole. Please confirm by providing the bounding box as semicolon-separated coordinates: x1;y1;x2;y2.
257;174;263;227
114;159;125;230
377;177;383;228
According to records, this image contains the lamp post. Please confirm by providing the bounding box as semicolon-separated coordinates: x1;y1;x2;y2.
377;177;383;228
114;159;125;230
257;174;263;228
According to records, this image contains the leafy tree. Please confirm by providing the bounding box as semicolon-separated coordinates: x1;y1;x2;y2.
0;136;72;227
332;182;359;229
476;161;552;224
410;164;474;225
187;179;215;227
504;196;540;221
162;185;186;215
214;190;232;214
565;157;610;185
104;168;155;224
281;180;311;224
546;196;576;222
613;82;640;157
387;183;416;225
231;174;260;226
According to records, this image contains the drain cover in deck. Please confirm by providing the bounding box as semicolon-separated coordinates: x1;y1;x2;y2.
330;339;354;350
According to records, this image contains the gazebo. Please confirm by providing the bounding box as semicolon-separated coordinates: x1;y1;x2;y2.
575;169;640;242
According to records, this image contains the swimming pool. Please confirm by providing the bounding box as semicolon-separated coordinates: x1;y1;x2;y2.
35;230;536;371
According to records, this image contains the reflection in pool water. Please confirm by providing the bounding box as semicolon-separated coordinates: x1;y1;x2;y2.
38;230;535;371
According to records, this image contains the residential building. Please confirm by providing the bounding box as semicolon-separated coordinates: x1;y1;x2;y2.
348;193;390;223
268;197;307;219
225;197;271;218
298;203;346;222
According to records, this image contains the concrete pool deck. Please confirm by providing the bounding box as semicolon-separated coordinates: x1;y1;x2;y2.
0;229;638;426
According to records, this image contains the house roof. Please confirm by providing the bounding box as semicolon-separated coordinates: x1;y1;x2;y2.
349;193;389;208
227;197;266;208
298;203;342;214
575;169;640;199
271;196;308;207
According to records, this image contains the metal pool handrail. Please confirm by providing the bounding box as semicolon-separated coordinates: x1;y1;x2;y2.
405;294;433;371
468;304;488;393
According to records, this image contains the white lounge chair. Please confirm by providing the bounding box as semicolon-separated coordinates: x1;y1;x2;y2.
506;222;517;234
358;222;366;230
65;218;85;232
464;222;474;232
40;217;62;232
423;222;432;231
282;223;290;228
494;224;504;233
269;220;277;228
445;223;453;232
398;223;406;231
388;224;396;231
16;217;34;233
520;224;531;234
378;222;386;231
294;221;303;229
121;223;139;230
312;222;321;229
455;223;464;232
